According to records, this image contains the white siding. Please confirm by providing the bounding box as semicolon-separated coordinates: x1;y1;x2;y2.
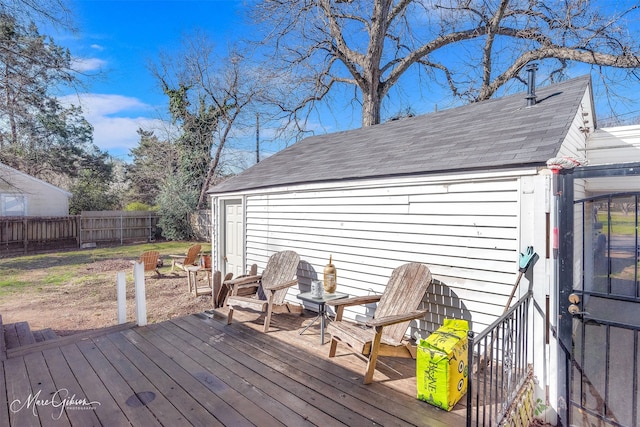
557;88;593;160
584;124;640;193
241;173;531;334
586;124;640;164
0;164;70;216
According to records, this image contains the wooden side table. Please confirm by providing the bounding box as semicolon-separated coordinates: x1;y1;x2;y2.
186;266;212;296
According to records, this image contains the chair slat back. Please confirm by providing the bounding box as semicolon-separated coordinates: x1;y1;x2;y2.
375;262;432;342
184;244;202;265
261;251;300;303
139;251;160;272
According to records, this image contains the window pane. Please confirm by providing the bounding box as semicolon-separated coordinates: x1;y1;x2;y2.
3;195;26;215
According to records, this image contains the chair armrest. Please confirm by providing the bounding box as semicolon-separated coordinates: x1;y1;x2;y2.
365;310;427;328
326;295;382;307
224;274;262;286
265;279;299;291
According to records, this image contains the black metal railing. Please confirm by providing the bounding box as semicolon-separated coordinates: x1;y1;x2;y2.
466;290;533;427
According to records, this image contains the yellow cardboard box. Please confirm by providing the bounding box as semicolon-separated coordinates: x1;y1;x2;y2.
416;319;469;411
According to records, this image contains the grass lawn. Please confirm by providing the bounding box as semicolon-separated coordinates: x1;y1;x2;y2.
598;211;638;235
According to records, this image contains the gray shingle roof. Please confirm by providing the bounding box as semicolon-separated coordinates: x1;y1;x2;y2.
210;75;591;194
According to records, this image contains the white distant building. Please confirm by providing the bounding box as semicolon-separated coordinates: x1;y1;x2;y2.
0;162;71;216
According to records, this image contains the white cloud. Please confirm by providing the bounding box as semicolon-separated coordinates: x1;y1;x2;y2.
90;115;166;152
90;44;104;51
64;93;148;116
59;93;169;156
70;57;106;73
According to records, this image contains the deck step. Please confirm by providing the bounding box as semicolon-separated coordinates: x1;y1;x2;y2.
6;322;136;358
3;322;61;355
32;328;59;343
3;321;36;349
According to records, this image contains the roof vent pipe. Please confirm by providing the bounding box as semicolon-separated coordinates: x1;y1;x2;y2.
525;63;538;107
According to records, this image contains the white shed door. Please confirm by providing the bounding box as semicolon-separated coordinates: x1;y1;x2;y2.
224;201;244;277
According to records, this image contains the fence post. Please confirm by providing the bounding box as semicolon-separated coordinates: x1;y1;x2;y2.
117;271;127;324
133;262;147;326
22;217;28;254
77;215;82;248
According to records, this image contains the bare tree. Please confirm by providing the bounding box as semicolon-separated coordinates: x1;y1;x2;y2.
250;0;640;127
150;32;267;212
0;0;74;31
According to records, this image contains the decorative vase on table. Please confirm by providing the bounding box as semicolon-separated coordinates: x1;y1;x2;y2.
323;255;337;293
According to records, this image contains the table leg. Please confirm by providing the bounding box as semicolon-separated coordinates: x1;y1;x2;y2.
299;312;321;335
319;302;326;345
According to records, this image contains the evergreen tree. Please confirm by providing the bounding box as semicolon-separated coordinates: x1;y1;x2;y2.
127;128;178;206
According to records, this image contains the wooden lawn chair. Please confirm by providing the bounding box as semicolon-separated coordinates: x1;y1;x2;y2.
226;251;300;332
169;244;202;273
132;250;161;277
326;262;432;384
212;271;234;307
220;264;258;307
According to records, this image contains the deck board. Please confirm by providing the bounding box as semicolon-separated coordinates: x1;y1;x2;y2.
4;356;40;427
2;308;469;426
75;338;164;426
119;327;240;426
15;322;36;346
190;312;464;427
181;314;415;426
0;356;9;426
40;347;102;426
131;325;265;427
4;323;20;350
57;343;132;426
104;331;222;426
22;351;71;427
155;320;314;427
90;334;191;426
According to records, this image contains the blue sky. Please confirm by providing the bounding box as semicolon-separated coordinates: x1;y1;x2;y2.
55;0;246;160
51;0;640;162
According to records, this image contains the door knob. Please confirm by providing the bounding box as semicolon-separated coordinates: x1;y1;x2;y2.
568;304;589;316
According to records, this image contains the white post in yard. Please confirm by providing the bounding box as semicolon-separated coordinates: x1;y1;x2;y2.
117;271;126;324
133;262;147;326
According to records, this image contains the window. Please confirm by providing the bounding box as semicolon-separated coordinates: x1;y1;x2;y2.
1;194;27;216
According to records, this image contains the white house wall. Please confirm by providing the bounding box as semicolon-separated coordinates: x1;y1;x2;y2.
237;170;542;335
213;166;557;415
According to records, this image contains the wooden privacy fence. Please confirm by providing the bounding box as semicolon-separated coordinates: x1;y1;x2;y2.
80;211;159;245
189;209;211;241
0;211;160;256
0;216;80;255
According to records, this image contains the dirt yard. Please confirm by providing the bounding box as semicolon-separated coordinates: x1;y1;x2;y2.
1;256;215;336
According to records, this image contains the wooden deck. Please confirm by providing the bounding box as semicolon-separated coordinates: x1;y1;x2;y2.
1;308;468;426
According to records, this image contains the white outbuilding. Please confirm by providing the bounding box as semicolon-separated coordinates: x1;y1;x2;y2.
208;75;633;424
